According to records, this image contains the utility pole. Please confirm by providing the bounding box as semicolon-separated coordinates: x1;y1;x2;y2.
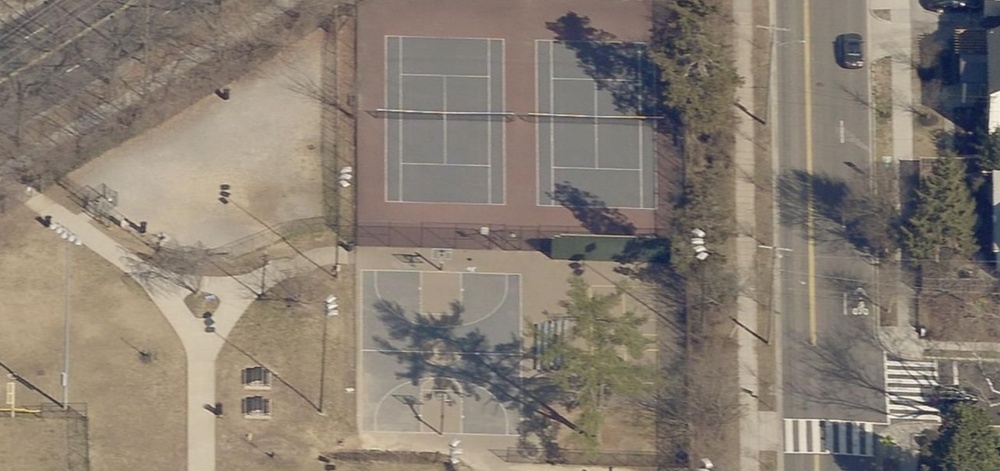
259;253;268;296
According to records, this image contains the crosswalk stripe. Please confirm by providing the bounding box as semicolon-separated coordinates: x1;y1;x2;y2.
811;419;821;451
886;360;936;369
884;357;942;422
798;419;807;453
785;419;794;453
783;419;877;456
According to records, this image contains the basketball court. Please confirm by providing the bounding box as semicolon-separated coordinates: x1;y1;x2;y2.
383;36;506;205
535;40;656;209
359;269;521;435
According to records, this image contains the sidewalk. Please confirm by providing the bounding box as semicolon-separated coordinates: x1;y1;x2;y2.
23;190;348;471
732;0;781;469
869;0;916;162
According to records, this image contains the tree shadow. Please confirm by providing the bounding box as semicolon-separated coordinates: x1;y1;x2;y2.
785;323;889;418
777;169;849;229
777;169;900;256
545;12;664;122
371;299;580;449
831;432;921;471
549;181;636;235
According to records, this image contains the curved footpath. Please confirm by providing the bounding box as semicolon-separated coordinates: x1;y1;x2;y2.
24;190;347;471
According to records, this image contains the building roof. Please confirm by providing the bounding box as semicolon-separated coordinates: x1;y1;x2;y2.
988;27;1000;93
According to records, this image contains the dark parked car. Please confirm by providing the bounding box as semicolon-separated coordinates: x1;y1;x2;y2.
923;0;978;12
836;33;864;69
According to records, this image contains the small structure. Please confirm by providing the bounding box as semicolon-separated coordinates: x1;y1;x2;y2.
241;366;272;390
241;396;272;419
994;170;1000;271
548;233;666;262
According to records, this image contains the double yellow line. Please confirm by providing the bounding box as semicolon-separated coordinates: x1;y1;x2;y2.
802;0;818;347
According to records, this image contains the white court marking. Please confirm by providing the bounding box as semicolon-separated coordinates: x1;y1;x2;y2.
536;39;651;208
386;36;505;204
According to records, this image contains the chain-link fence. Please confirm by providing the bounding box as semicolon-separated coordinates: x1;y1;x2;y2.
491;447;664;468
2;403;90;471
322;449;444;464
212;217;330;259
356;222;665;251
321;2;358;247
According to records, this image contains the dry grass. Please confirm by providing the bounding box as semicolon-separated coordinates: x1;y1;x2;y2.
0;417;68;471
598;399;656;451
910;31;949;159
920;262;1000;342
750;0;777;416
872;57;894;162
215;264;358;471
333;463;449;471
0;203;186;471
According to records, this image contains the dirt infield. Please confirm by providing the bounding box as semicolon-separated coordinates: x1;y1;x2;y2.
0;204;185;471
68;31;328;249
355;0;657;234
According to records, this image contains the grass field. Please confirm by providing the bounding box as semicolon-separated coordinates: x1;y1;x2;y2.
215;265;358;471
0;415;69;471
0;203;186;471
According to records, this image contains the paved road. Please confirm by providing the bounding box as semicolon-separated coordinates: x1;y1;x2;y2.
775;0;887;466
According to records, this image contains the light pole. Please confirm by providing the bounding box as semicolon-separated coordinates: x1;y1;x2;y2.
757;244;791;344
49;222;82;409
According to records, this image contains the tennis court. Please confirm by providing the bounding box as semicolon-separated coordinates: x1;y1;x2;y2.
384;36;506;205
535;40;656;209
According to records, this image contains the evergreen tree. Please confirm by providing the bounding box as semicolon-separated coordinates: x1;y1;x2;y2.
539;276;651;451
650;0;742;137
902;153;977;265
975;127;1000;171
929;403;1000;471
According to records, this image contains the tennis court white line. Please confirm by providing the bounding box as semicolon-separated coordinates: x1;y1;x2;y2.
364;269;517;276
401;162;491;167
383;36;390;202
637;51;646;208
442;76;449;165
553;166;642;171
540;38;649;46
638;113;645;207
398;38;405;201
487;40;493;203
500;38;508;205
593;81;600;168
553;76;639;83
533;40;541;206
391;34;501;42
549;41;555;199
401;73;489;78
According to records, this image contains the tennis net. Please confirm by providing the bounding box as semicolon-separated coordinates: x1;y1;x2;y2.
373;108;517;121
519;112;664;121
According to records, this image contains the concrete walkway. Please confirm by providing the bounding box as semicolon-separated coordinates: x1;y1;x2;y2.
872;2;916;162
732;0;782;469
24;191;347;471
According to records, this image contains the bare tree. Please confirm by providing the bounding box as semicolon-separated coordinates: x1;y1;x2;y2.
125;245;207;294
